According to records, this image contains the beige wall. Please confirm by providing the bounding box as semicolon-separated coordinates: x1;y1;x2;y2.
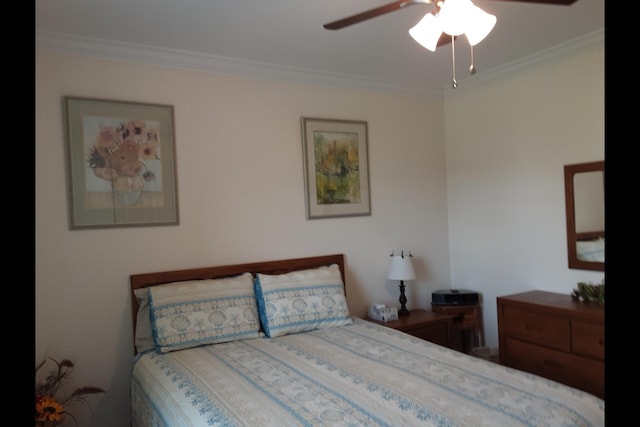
444;44;605;348
36;53;448;426
35;34;604;426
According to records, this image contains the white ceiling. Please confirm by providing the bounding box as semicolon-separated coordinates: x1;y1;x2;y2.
35;0;604;97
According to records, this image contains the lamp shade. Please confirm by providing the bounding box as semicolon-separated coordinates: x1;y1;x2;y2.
464;5;496;46
409;0;496;52
387;255;416;281
438;0;474;36
408;12;442;52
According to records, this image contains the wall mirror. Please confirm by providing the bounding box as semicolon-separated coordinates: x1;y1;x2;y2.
563;161;605;271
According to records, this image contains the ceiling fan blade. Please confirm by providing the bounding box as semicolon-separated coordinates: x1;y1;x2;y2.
490;0;577;4
324;0;577;31
324;0;433;30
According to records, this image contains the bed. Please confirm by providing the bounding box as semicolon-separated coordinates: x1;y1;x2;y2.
130;254;605;426
575;231;605;262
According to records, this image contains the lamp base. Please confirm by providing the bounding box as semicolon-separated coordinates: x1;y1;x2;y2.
398;281;409;316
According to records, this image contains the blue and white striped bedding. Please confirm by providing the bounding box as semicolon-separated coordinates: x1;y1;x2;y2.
576;238;605;262
131;318;605;427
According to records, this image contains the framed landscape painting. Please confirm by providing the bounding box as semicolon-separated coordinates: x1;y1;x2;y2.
63;97;179;229
301;117;371;219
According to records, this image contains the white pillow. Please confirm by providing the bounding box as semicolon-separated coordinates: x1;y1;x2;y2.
255;264;353;338
149;272;263;353
577;237;605;262
133;287;155;353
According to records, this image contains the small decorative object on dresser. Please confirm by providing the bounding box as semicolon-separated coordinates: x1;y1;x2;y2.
571;279;605;304
497;290;604;399
366;308;453;348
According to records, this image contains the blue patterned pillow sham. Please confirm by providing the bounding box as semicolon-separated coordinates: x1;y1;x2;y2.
255;264;353;338
149;272;263;353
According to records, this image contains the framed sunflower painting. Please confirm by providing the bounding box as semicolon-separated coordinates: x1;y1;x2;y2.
63;97;179;229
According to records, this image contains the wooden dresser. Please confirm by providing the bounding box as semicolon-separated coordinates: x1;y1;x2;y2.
497;290;604;399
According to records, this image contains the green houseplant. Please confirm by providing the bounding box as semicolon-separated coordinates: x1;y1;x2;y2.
571;279;605;305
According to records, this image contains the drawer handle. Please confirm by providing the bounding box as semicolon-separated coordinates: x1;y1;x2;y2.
599;338;605;347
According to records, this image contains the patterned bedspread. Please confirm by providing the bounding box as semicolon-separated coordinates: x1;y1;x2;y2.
131;318;604;426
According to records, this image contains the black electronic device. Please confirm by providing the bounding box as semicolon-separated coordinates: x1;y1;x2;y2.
431;289;479;306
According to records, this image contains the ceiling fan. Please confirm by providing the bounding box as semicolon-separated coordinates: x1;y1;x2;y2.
324;0;579;88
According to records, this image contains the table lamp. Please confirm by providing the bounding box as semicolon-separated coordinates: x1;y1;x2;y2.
387;251;416;316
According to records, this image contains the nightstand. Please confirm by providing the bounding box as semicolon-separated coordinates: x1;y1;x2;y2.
366;309;453;348
431;303;483;353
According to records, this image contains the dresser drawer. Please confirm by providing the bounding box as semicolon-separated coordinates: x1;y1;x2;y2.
572;321;605;360
502;337;604;399
502;306;570;351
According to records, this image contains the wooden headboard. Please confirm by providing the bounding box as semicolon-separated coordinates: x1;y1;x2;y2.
576;230;605;241
130;253;346;342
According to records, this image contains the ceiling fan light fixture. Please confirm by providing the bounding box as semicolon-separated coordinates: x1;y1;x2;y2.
323;0;573;88
438;0;474;36
410;0;496;52
408;12;442;52
464;5;497;46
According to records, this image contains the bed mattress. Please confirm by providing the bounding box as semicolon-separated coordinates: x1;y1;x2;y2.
131;318;604;427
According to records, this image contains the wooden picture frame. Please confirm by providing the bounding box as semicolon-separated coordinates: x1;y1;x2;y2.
301;117;371;219
63;97;179;229
563;161;605;271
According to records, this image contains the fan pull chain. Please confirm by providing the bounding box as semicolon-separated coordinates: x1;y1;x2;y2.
470;45;477;75
451;35;457;89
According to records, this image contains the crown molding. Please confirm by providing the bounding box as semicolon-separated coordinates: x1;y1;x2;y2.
445;28;604;95
35;31;443;99
36;28;603;100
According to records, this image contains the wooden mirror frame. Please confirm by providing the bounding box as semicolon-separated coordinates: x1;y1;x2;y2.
563;161;605;271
